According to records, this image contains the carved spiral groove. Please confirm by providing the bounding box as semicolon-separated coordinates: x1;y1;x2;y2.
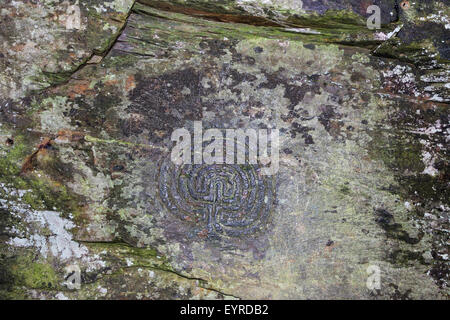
159;160;273;238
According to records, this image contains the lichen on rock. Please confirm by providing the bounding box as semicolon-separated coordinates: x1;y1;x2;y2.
0;0;449;300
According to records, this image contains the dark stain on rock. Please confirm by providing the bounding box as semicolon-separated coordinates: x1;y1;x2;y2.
397;22;450;59
228;68;258;91
68;90;123;136
318;104;343;138
200;39;235;57
253;46;263;53
259;73;321;140
125;68;203;143
290;122;315;144
387;249;425;267
300;0;398;24
0;98;32;130
5;138;13;146
428;263;450;289
259;72;320;112
284;83;309;110
388;283;412;300
374;208;422;244
351;71;366;82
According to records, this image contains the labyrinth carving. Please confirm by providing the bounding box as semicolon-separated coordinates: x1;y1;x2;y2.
159;160;274;238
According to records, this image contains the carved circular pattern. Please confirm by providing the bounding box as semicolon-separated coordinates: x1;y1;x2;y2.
159;159;274;238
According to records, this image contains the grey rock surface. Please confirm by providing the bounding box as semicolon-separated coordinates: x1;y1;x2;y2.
0;0;448;299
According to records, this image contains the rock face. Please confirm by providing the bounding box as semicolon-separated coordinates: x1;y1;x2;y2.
0;0;448;300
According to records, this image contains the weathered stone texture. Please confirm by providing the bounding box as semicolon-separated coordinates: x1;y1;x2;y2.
0;0;448;299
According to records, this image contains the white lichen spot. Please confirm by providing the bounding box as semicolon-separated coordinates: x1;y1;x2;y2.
103;0;134;14
421;151;438;177
55;292;69;300
3;190;106;270
126;258;134;266
181;87;191;95
65;5;82;30
284;27;320;34
40;96;76;132
98;286;108;295
237;0;304;13
7;210;88;260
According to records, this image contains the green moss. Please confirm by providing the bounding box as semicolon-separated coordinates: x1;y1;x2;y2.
131;2;384;50
0;135;82;218
26;97;44;117
287;9;367;30
86;242;159;261
0;287;28;300
339;184;351;195
24;174;79;211
84;242;174;272
41;70;74;85
16;263;58;289
399;175;449;204
106;53;141;69
374;38;441;66
139;0;369;30
8;253;59;290
0;135;31;176
368;130;424;174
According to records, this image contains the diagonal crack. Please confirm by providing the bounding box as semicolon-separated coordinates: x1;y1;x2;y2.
122;264;241;299
43;0;137;89
77;239;241;299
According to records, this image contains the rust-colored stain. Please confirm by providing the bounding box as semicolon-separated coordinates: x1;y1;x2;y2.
105;79;119;86
197;229;209;239
140;1;282;27
20;137;52;174
56;129;85;143
20;130;85;175
11;43;25;52
68;80;92;99
125;74;136;91
400;1;410;10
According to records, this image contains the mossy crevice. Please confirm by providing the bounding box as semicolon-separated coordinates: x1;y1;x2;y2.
81;241;240;298
0;250;61;299
0;134;83;218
